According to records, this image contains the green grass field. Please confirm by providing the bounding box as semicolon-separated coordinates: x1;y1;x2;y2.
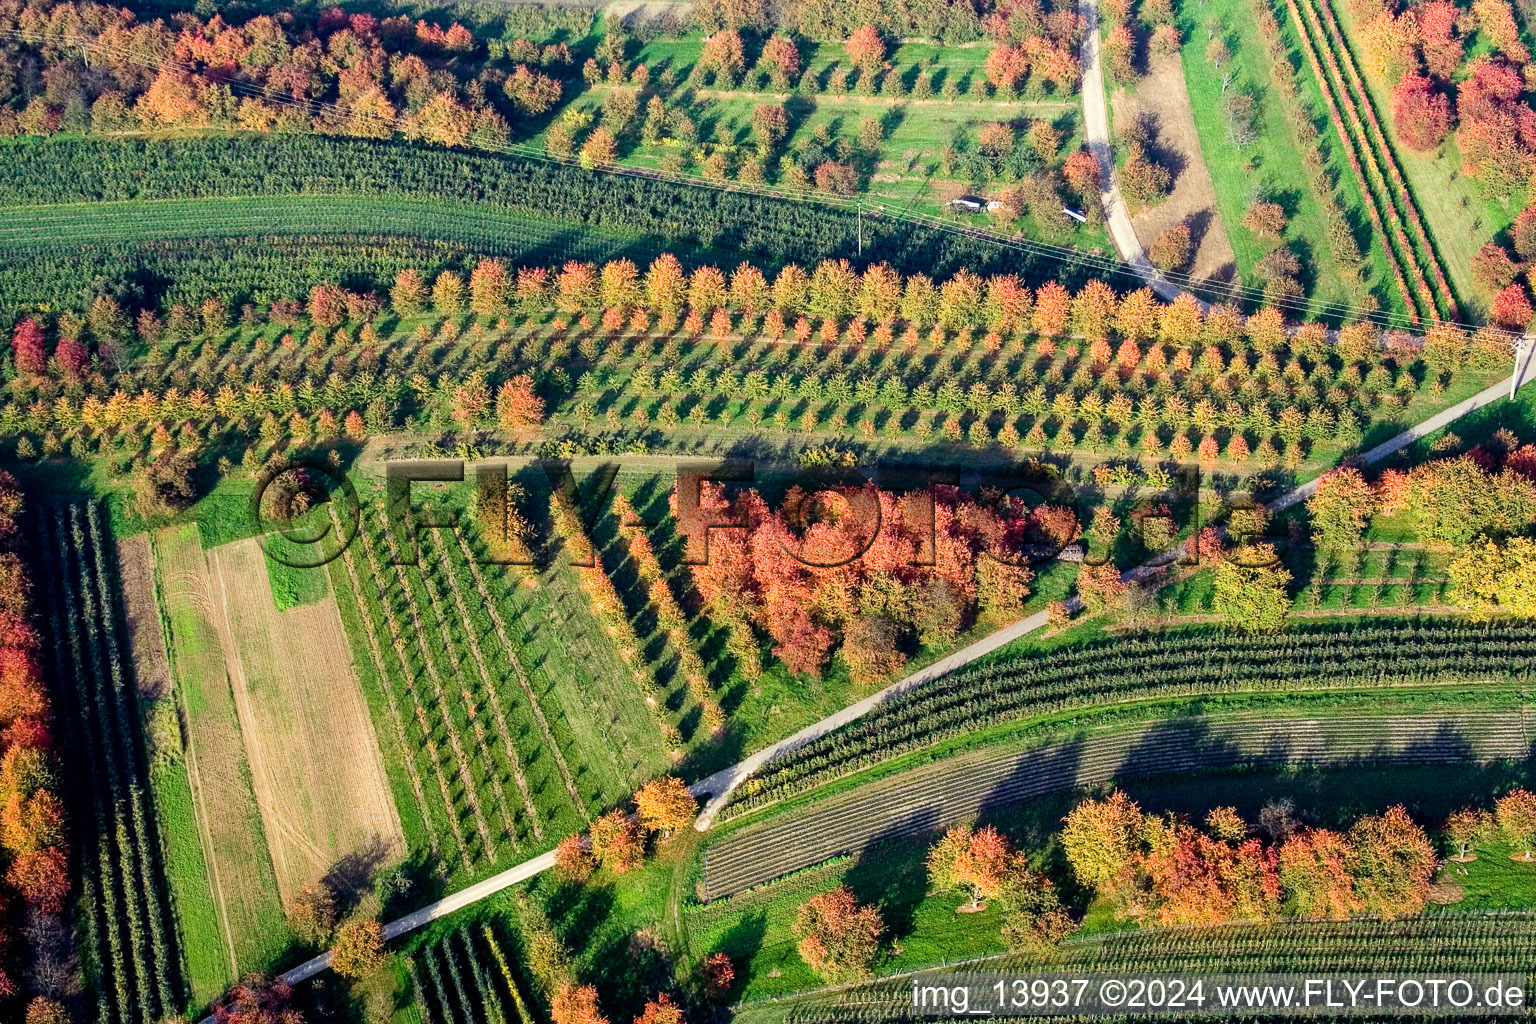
153;523;291;978
1177;0;1403;321
149;761;230;1008
266;555;330;612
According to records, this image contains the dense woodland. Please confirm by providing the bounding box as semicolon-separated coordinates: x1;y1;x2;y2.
683;481;1060;680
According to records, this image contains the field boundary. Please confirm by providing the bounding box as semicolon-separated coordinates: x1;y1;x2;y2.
145;531;239;991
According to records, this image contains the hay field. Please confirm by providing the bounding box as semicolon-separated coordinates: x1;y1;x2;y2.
153;525;288;976
205;539;404;903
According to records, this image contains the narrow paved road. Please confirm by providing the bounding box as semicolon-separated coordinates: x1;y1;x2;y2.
691;359;1536;824
231;356;1534;1007
1077;0;1182;302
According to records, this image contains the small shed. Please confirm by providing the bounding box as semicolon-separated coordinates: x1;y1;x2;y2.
947;195;985;213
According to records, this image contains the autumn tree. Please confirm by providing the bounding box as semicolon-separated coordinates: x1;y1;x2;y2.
1148;224;1192;272
1456;57;1536;197
470;258;511;316
751;103;788;148
391;268;426;317
330;918;387;980
1242;200;1287;239
1513;206;1536;261
1496;789;1536;860
1278;828;1360;920
646;253;688;315
1417;0;1463;79
134;450;197;519
1075;560;1129;613
793;886;883;981
1143;827;1281;925
1474;243;1521;291
553;984;610;1024
845;25;886;72
496;376;544;431
840;613;905;685
87;295;129;343
633;994;685;1024
1103;25;1135;84
1061;791;1145;893
1392;74;1452;151
211;974;303;1024
554;835;596;882
1448;537;1536;617
1443;807;1492;862
1306;467;1375;552
579;126;618;168
1346;806;1436;918
814;161;859;195
432;270;465;315
288;881;337;944
928;824;1018;910
1403;454;1536;545
11;320;46;376
756;35;802;87
25;998;70;1024
1120;143;1171;209
699;30;746;79
1212;544;1291;632
1491;284;1534;329
634;776;695;837
8;846;67;912
505;65;563;114
1362;8;1417;84
997;869;1073;953
700;951;735;999
589;810;643;873
986;44;1029;92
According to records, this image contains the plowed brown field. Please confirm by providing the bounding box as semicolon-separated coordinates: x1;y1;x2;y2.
204;538;403;902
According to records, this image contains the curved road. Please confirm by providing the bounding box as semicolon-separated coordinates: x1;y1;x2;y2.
246;357;1536;999
1077;0;1183;302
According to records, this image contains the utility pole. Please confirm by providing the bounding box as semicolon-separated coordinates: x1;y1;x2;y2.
1514;333;1534;401
856;198;863;257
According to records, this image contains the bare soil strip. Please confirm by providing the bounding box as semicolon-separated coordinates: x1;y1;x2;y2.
117;534;171;699
1112;55;1238;287
204;538;405;904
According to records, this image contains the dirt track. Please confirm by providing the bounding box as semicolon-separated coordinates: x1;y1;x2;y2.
205;539;403;904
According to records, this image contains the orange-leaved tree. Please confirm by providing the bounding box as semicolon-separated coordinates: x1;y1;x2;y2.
634;776;696;838
793;886;883;981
